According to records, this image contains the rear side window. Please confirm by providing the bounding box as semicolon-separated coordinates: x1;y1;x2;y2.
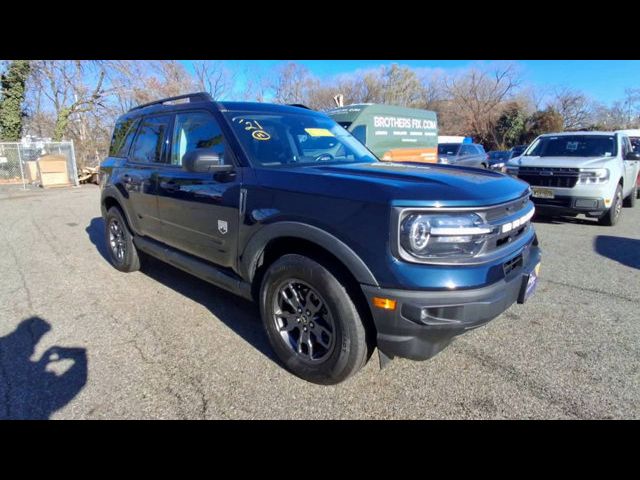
130;115;172;164
630;137;640;152
621;136;630;157
109;118;139;157
460;145;474;155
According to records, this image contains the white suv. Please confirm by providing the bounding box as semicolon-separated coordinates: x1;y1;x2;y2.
506;131;640;226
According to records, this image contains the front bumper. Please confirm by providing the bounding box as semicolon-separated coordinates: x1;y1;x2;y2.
532;195;607;216
361;244;541;361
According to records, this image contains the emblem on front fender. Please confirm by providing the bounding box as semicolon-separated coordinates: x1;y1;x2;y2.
218;220;228;235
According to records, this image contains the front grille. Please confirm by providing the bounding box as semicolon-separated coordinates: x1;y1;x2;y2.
518;167;579;188
481;194;532;255
483;194;530;222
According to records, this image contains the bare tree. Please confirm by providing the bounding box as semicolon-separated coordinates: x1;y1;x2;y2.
271;62;319;105
442;62;522;141
239;63;270;102
192;60;234;100
30;60;110;141
550;87;592;130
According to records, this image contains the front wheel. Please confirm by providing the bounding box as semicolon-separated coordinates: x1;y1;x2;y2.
598;184;623;226
259;254;369;385
104;207;141;272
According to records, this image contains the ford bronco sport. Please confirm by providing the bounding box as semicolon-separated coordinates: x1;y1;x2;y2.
100;93;541;384
506;131;640;225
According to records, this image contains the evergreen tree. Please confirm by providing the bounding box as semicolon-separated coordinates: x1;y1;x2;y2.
0;60;31;141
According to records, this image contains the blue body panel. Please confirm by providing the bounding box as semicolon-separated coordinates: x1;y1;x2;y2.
246;162;532;290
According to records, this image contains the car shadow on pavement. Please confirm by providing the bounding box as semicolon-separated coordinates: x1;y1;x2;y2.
140;256;278;362
532;214;598;226
86;217;111;263
85;217;278;363
594;235;640;270
0;317;87;419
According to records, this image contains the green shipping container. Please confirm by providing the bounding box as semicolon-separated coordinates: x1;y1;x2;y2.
327;104;438;163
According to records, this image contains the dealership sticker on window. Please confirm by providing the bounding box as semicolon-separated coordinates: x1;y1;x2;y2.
304;128;334;137
236;118;271;141
566;141;579;151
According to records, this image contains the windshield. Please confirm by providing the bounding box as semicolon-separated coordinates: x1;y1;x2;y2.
488;151;510;160
223;112;377;168
525;135;617;157
438;143;461;156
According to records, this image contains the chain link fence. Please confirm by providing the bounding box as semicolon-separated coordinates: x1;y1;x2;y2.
0;140;79;189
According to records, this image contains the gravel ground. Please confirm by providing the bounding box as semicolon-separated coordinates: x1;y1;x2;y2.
0;184;638;419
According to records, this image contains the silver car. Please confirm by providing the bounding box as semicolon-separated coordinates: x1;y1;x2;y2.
506;131;640;226
437;143;488;169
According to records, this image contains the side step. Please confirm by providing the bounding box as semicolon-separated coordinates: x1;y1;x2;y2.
134;236;253;301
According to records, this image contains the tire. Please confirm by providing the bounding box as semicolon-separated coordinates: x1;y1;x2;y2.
598;184;623;226
259;254;369;385
104;206;141;272
623;183;637;207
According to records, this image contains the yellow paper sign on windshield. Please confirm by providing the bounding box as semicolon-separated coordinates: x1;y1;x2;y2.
305;128;334;137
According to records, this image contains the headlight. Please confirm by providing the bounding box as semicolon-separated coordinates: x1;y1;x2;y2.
505;166;519;176
438;157;449;164
577;168;609;185
400;213;492;260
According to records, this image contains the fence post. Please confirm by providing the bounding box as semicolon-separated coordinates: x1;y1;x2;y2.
16;144;26;190
68;140;80;187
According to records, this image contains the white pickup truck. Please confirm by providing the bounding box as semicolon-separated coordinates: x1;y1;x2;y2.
506;131;640;226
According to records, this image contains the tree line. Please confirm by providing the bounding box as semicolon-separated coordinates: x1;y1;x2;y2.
1;60;639;168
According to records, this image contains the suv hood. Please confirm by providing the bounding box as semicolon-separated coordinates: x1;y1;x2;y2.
508;155;615;169
256;162;530;207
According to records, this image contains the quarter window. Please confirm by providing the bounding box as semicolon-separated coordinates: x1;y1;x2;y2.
130;115;171;164
170;112;225;166
109;118;140;157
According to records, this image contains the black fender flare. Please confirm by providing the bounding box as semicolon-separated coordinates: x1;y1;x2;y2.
100;185;140;235
240;221;379;287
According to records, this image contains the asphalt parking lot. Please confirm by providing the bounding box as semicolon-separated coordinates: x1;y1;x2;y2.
0;184;638;419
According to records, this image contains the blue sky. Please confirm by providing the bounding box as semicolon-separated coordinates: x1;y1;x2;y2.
182;60;640;105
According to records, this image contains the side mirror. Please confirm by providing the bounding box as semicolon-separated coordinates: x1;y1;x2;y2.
624;151;640;161
182;149;234;173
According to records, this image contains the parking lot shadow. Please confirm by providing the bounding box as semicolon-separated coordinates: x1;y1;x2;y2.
594;235;640;270
84;217;276;363
0;317;88;419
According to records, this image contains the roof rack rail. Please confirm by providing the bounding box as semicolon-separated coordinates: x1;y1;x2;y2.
287;103;312;110
129;92;213;112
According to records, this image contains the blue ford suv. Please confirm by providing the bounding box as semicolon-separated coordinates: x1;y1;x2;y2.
100;93;541;384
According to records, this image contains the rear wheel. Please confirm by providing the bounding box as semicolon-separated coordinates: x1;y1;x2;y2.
598;184;623;226
259;254;369;385
104;207;141;272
